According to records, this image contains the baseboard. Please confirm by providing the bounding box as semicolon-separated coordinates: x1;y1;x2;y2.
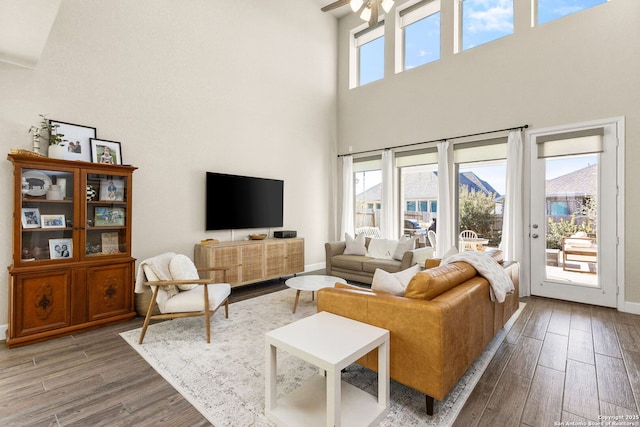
0;323;7;342
622;300;640;315
304;262;325;273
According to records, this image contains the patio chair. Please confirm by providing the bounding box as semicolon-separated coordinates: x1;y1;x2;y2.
427;230;436;248
459;230;478;252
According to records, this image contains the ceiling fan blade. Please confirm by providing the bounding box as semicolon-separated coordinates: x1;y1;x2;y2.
368;0;378;26
321;0;351;12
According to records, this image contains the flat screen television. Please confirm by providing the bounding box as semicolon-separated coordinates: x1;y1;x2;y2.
206;172;284;231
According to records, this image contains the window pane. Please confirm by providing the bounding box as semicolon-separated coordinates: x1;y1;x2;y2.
545;154;598;279
400;164;437;244
404;13;440;70
462;0;513;51
538;0;607;25
355;169;382;233
359;36;385;86
457;162;506;249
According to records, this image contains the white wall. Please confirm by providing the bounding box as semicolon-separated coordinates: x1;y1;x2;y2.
335;0;640;303
0;0;338;330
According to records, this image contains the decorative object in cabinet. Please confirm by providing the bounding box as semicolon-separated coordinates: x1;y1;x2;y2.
7;153;137;348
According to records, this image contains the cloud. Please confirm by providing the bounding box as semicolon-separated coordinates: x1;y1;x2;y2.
464;0;514;34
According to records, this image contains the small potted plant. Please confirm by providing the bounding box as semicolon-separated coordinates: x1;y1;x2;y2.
29;114;66;158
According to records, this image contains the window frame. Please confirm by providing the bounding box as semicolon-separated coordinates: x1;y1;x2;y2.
350;20;386;89
395;0;442;73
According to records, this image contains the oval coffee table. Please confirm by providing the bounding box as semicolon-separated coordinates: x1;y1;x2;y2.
285;275;347;313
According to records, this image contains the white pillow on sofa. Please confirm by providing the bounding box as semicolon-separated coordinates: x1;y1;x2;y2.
344;233;367;255
371;264;421;296
367;238;397;260
169;254;200;291
393;236;416;261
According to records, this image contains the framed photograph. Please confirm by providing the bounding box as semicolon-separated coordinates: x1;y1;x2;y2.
41;214;66;228
101;232;120;254
94;207;125;226
90;138;123;165
49;120;97;162
21;208;41;228
99;178;125;201
49;238;73;259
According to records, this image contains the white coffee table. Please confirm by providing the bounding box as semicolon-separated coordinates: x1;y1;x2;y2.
285;275;346;313
265;311;389;427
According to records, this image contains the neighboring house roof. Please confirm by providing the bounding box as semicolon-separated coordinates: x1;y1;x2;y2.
546;164;597;197
357;171;499;201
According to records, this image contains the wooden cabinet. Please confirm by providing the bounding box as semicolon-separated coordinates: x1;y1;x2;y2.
194;238;304;287
7;153;137;347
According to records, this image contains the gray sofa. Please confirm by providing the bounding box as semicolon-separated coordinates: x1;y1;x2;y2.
325;237;434;284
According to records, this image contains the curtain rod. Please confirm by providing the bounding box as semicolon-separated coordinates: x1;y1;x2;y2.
337;124;529;158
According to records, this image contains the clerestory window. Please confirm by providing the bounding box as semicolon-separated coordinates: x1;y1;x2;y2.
536;0;609;26
455;0;514;52
396;0;441;72
351;21;385;88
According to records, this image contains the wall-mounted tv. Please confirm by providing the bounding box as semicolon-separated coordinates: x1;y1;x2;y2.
206;172;284;231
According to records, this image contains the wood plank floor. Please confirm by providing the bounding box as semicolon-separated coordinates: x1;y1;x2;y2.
1;284;639;426
454;296;640;426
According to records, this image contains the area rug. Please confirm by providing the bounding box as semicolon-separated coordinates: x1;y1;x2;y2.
120;289;523;426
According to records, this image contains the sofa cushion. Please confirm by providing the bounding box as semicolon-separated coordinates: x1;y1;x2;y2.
331;254;372;272
363;258;403;274
404;262;477;300
344;233;367;255
371;264;421;296
393;236;416;261
367;238;397;259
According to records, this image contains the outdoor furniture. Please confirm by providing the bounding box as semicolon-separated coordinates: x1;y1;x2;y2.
427;230;436;248
459;230;487;252
355;226;382;238
562;234;597;273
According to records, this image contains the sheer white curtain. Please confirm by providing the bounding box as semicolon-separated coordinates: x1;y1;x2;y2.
340;155;354;238
436;140;453;257
380;149;395;239
500;130;524;262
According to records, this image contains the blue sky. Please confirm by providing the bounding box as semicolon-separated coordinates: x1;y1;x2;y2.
360;0;606;85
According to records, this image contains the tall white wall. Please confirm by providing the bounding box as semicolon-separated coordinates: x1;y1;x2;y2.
336;0;640;304
0;0;338;330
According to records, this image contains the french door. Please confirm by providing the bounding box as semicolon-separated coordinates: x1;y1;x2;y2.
529;121;620;307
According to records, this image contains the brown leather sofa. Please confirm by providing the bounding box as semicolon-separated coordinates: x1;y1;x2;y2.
317;250;519;415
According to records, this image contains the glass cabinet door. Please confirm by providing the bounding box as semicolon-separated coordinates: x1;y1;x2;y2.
19;167;76;264
84;173;130;258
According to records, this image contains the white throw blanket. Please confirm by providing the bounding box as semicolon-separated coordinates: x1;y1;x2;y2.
135;252;178;312
442;251;515;303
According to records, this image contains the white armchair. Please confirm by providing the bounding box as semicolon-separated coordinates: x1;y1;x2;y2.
135;252;231;344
